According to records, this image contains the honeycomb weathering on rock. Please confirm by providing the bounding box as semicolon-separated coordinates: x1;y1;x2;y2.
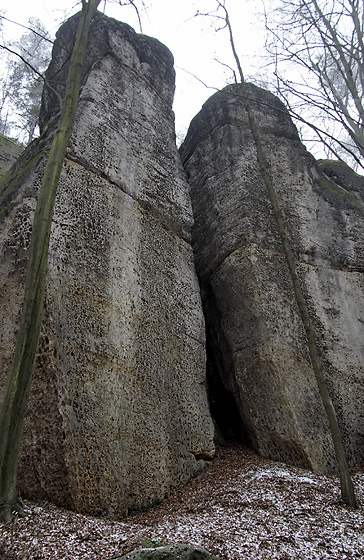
180;83;364;473
0;12;214;517
2;11;364;520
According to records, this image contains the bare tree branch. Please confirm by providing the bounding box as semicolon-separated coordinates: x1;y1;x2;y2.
264;0;364;169
0;44;63;113
0;16;55;46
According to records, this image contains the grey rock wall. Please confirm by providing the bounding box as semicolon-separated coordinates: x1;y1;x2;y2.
180;83;364;473
0;12;214;517
0;135;23;176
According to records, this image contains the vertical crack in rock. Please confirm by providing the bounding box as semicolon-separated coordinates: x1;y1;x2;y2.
180;83;364;474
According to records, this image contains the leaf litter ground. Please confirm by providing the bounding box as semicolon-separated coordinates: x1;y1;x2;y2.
1;445;364;559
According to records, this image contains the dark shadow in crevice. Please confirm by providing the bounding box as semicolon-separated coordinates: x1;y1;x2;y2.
204;291;251;447
207;357;247;444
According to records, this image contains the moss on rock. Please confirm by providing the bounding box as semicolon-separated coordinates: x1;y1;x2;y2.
0;135;23;177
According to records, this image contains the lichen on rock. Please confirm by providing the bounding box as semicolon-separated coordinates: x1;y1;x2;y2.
0;12;214;518
0;135;23;177
180;82;364;473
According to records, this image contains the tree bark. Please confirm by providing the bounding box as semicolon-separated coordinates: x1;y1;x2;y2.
0;0;101;523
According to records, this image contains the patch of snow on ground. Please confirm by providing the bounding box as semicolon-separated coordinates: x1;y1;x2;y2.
1;445;364;559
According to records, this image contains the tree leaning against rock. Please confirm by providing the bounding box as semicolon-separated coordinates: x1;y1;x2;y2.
0;0;101;524
209;0;357;508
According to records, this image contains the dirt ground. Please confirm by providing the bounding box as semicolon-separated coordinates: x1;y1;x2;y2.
1;444;364;560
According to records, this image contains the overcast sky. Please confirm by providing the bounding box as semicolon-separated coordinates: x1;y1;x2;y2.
1;0;268;138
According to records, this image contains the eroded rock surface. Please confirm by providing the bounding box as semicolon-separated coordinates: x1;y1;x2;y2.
180;83;364;472
0;12;214;517
0;135;23;176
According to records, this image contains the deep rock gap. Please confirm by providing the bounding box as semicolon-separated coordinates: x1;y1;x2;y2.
198;284;251;446
205;320;250;446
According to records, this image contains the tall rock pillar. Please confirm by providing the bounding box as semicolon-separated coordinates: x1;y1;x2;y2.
180;83;364;473
0;13;214;517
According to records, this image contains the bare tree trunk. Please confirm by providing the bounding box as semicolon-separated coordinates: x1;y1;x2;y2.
0;0;101;523
216;0;357;508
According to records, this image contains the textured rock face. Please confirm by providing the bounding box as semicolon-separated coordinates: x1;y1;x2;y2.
0;135;23;176
0;13;214;517
180;83;364;473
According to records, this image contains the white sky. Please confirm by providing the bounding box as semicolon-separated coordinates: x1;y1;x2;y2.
0;0;268;138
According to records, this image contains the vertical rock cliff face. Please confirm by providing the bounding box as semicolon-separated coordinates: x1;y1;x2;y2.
180;84;364;473
0;136;23;176
0;13;214;517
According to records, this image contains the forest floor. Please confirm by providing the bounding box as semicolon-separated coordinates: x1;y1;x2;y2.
1;444;364;560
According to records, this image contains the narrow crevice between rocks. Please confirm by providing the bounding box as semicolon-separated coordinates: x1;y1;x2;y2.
203;290;251;448
206;350;247;446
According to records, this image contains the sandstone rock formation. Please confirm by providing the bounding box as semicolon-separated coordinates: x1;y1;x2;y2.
0;135;23;176
0;12;214;517
180;83;364;473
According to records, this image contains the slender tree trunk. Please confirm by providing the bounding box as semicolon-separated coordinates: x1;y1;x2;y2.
0;0;101;523
217;0;357;508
